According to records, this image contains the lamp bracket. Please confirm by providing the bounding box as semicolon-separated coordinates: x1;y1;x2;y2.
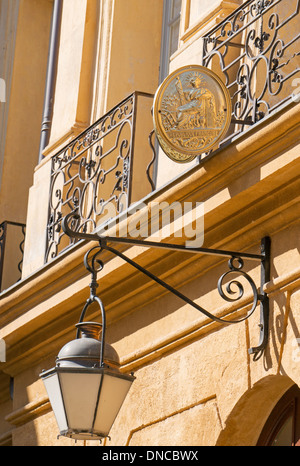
62;211;271;360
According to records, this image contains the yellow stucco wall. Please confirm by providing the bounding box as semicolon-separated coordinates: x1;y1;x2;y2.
0;0;52;224
0;0;300;447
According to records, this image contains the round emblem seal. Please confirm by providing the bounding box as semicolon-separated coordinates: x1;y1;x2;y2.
153;65;232;163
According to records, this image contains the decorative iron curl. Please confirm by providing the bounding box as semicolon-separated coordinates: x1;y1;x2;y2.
84;244;104;297
217;256;259;323
62;209;105;281
84;245;104;275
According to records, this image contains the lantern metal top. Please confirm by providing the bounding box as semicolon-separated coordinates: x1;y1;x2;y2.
56;322;120;369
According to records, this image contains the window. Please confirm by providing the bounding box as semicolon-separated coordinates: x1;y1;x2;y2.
159;0;182;82
257;385;300;446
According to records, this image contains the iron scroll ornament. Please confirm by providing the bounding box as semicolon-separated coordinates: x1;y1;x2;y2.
62;210;270;360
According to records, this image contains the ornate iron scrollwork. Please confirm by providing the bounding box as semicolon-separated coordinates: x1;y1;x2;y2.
203;0;300;137
45;92;154;263
62;210;271;360
217;257;259;320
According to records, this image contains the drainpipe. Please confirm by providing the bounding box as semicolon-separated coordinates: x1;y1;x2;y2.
38;0;63;163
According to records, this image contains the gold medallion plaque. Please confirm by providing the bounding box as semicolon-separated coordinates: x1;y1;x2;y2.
153;65;232;163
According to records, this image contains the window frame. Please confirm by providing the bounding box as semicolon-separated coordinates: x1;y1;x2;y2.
159;0;182;83
257;385;300;446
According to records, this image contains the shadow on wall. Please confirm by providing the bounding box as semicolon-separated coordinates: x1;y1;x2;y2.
216;374;295;446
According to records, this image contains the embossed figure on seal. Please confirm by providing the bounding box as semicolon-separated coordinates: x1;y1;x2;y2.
161;72;224;135
174;72;216;130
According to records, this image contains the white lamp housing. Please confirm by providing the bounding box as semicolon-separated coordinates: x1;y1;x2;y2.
40;322;135;441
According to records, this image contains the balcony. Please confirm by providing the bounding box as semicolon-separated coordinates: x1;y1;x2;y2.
44;92;155;262
202;0;300;144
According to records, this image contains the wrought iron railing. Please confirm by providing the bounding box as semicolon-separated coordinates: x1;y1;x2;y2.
0;221;26;292
202;0;300;143
45;92;155;262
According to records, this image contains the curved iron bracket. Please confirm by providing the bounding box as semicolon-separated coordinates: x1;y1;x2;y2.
248;236;271;360
62;211;271;360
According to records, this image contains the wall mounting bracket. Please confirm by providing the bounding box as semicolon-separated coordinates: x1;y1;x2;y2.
62;211;271;360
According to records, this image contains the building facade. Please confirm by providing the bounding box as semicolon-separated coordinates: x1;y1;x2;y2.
0;0;300;446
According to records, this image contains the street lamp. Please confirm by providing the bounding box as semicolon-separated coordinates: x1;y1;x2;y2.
40;247;135;441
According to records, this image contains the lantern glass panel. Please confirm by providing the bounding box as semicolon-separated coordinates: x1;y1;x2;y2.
93;372;133;436
59;371;102;432
43;371;68;433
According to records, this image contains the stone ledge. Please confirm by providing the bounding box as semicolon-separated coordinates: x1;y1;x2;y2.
5;395;50;427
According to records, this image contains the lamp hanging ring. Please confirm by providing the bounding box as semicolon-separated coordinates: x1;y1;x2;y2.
75;294;106;368
76;244;107;366
76;294;106;336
